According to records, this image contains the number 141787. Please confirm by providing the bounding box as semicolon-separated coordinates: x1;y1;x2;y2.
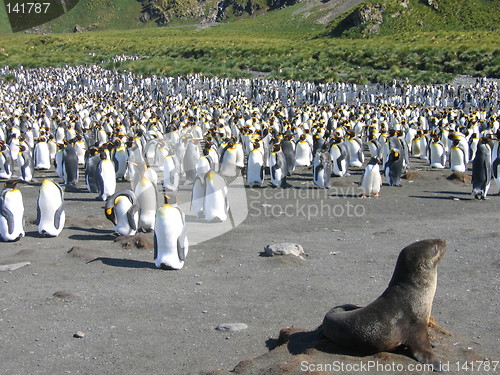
6;2;51;14
455;361;499;372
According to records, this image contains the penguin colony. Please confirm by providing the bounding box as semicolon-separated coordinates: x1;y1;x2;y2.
1;66;499;266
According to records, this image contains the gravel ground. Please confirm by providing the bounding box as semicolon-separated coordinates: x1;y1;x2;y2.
0;157;499;374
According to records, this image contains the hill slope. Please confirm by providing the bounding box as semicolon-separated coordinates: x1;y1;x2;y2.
325;0;500;37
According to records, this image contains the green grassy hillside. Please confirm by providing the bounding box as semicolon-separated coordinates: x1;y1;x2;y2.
5;0;149;33
0;2;13;34
326;0;500;38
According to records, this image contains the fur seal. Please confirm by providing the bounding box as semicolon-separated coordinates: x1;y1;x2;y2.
322;238;446;371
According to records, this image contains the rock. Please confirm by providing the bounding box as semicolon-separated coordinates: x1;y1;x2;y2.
422;0;439;10
0;262;30;272
215;323;248;332
353;3;385;33
264;243;305;258
73;331;85;338
73;25;84;33
52;291;78;301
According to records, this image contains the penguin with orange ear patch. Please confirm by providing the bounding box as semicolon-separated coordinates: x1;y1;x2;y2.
0;180;24;242
105;190;139;236
384;149;403;186
154;194;188;270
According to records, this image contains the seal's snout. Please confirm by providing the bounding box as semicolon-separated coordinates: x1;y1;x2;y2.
434;238;446;247
432;239;446;262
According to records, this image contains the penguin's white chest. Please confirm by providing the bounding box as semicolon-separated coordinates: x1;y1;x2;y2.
37;182;65;237
0;190;24;242
155;206;188;270
295;142;312;167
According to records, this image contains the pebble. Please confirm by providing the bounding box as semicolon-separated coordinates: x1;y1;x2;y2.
264;243;305;258
0;262;30;272
215;323;248;332
73;331;85;338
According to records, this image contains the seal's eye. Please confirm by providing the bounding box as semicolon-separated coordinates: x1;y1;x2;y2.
432;245;438;255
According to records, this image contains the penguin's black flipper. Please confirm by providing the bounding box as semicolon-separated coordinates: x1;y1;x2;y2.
54;204;65;230
153;232;158;262
96;161;105;197
35;199;41;226
127;204;139;231
492;158;499;179
175;207;187;262
270;165;277;181
314;165;323;181
0;197;15;235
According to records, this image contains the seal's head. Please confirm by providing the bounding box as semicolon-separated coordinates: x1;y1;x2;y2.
389;239;446;286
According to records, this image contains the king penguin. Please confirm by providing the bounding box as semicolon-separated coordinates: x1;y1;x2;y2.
17;145;34;183
384;149;403;186
0;142;14;179
36;179;65;237
360;157;382;198
62;143;79;189
471;141;491;200
428;136;446;169
269;143;288;188
33;137;51;170
163;150;181;192
190;176;205;218
345;131;364;167
313;151;332;189
294;134;313;167
219;140;239;178
135;176;157;232
154;194;188;270
449;138;467;173
246;142;265;187
203;171;229;222
329;136;348;177
0;181;25;242
492;138;500;195
105;189;139;236
96;151;116;201
85;146;101;193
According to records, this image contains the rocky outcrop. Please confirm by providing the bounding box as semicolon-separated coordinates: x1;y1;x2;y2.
140;0;304;25
352;4;384;26
329;2;385;36
421;0;439;10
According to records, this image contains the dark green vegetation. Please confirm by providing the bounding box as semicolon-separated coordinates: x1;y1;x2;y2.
326;0;500;38
0;0;498;84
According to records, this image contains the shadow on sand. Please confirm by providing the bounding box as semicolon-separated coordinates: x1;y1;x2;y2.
87;257;156;269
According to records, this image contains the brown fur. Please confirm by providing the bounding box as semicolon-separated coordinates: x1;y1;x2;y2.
322;239;446;370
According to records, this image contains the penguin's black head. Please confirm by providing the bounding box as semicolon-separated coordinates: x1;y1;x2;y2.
163;193;178;205
4;180;20;189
